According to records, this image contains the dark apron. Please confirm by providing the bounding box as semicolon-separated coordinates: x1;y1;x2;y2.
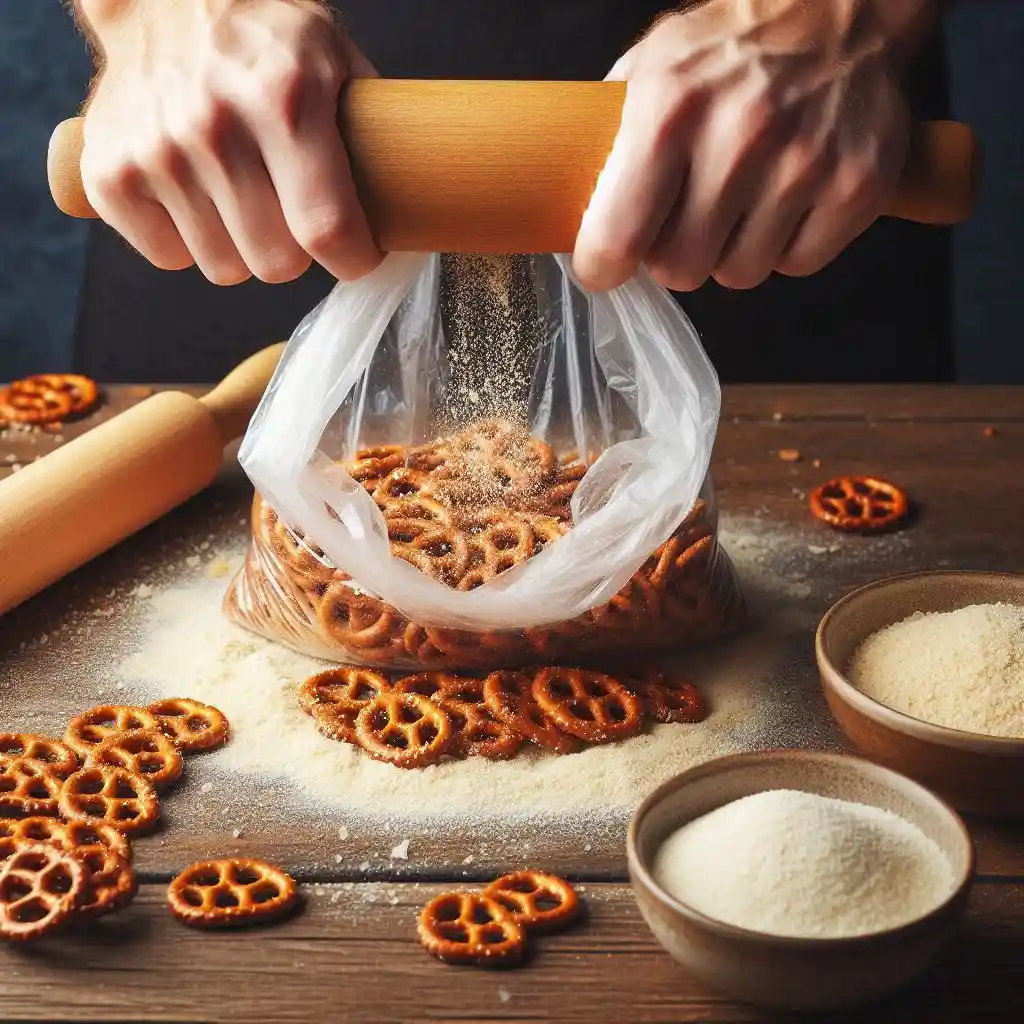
75;1;950;382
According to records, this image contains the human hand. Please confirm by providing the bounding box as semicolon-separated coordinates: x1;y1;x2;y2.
76;0;381;285
573;0;941;293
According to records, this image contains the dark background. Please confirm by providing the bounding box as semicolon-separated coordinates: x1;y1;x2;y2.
2;0;1022;383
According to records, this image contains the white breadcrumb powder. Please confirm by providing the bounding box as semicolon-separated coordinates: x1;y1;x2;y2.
849;603;1024;738
652;790;955;939
118;566;795;828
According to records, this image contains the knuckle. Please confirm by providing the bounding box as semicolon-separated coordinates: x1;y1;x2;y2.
295;211;348;257
179;99;236;154
251;248;313;284
713;263;768;291
83;159;142;205
646;255;707;293
832;157;887;209
777;141;827;200
775;250;821;278
139;137;190;182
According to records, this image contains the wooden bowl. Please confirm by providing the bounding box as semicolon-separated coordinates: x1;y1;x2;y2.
627;750;974;1011
816;570;1024;818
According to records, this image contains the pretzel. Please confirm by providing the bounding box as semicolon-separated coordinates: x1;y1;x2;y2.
484;871;581;934
149;698;230;753
316;583;402;652
299;668;391;743
589;576;662;632
349;444;406;484
434;697;522;760
88;730;184;793
167;858;298;928
390;522;470;583
0;379;74;425
373;467;436;504
380;494;452;525
354;693;453;768
422;625;526;668
64;705;161;757
417;891;525;966
482;671;579;754
0;816;65;861
72;846;138;919
0;844;86;941
405;439;453;472
61;820;133;862
0;733;78;777
392;674;521;759
266;509;335;586
810;476;910;532
22;373;100;417
0;817;132;864
58;766;159;836
531;668;642;743
620;671;709;724
0;759;62;817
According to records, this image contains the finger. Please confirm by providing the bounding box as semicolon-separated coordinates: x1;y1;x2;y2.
777;101;908;277
712;138;832;290
251;34;382;282
646;97;778;293
189;116;312;284
81;151;194;271
573;77;697;292
146;145;251;285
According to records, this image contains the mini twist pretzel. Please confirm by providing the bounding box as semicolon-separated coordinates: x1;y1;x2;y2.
71;846;138;919
88;730;184;793
482;671;579;755
373;467;435;504
531;668;642;743
0;844;86;941
0;816;66;863
316;583;401;650
381;494;452;526
0;817;132;865
0;733;78;777
167;858;298;929
0;379;74;425
64;705;161;757
58;766;159;836
0;759;62;817
628;674;708;725
390;523;470;583
22;373;100;417
433;698;522;761
349;444;406;484
354;693;453;769
148;698;230;753
417;891;525;966
299;668;391;744
810;476;910;532
484;871;581;934
399;673;521;759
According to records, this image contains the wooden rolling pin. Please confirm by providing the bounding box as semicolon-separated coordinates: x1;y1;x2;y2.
0;343;283;616
48;80;980;253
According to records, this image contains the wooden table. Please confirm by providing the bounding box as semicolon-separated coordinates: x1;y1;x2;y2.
0;384;1022;1023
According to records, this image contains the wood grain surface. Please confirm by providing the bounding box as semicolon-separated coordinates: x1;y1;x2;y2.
0;383;1022;1022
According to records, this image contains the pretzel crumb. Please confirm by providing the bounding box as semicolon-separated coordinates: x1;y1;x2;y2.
778;449;801;462
982;425;999;438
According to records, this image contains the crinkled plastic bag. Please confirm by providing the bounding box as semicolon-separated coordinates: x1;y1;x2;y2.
226;252;743;668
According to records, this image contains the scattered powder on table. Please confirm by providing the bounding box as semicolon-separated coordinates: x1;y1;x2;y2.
652;790;955;939
117;568;794;826
848;603;1024;738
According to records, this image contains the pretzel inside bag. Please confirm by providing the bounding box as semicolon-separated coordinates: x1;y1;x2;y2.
225;418;743;669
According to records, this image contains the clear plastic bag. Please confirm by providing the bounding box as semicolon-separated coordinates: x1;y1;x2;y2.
226;253;743;668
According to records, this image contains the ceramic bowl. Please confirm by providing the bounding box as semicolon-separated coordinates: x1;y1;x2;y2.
816;570;1024;818
627;749;974;1011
